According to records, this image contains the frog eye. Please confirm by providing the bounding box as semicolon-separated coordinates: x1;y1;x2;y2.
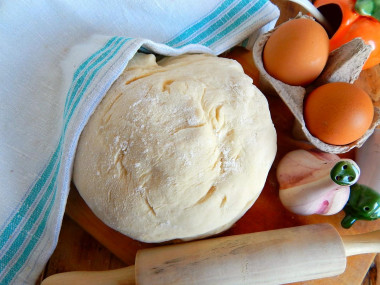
363;206;371;212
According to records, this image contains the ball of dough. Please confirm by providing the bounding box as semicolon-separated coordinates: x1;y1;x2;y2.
73;53;277;243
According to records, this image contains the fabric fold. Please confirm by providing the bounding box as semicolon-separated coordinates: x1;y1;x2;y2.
0;1;279;283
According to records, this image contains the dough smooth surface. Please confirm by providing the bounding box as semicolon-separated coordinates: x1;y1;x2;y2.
73;53;277;243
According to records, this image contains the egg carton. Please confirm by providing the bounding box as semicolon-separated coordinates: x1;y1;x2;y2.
253;15;380;154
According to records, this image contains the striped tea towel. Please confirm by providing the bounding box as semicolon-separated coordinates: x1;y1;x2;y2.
0;0;279;283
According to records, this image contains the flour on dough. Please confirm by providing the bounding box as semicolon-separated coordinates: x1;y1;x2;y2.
73;53;277;243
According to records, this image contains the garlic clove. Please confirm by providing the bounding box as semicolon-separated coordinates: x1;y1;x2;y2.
277;149;360;216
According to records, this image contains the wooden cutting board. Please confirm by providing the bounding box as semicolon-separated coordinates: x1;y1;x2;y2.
44;1;380;284
61;51;380;285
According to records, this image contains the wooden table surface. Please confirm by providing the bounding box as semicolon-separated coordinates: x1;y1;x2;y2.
38;1;380;284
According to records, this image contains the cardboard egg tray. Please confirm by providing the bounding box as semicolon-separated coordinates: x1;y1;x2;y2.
253;15;380;154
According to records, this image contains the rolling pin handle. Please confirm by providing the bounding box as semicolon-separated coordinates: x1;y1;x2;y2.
342;230;380;257
40;265;135;285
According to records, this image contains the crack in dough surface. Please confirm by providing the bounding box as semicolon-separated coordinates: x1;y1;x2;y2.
73;53;277;242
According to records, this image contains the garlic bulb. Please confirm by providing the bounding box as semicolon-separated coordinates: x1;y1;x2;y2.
277;149;360;215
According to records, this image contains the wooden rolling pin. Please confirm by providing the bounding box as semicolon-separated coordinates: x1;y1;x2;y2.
42;223;380;285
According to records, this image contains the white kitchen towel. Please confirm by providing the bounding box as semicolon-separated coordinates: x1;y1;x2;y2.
0;0;279;283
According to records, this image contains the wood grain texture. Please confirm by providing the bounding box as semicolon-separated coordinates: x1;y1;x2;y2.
41;265;135;285
64;183;151;266
41;0;380;284
43;215;125;274
43;76;380;285
135;224;347;285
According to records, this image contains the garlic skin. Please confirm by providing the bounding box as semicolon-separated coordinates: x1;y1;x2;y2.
277;149;359;216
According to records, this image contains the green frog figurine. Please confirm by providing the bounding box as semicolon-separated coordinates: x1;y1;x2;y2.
341;183;380;229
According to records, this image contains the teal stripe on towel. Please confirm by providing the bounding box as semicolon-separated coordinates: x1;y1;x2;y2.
64;38;129;125
0;37;122;251
63;36;119;114
0;145;61;280
165;0;235;47
0;37;130;283
64;37;123;117
184;0;251;46
204;0;266;47
0;37;121;244
1;165;59;284
0;142;61;250
0;1;274;281
72;37;119;81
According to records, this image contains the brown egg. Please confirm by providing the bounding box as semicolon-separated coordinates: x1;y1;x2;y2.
304;82;374;145
263;18;329;86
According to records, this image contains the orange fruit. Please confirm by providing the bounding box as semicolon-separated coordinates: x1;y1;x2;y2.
304;82;374;145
